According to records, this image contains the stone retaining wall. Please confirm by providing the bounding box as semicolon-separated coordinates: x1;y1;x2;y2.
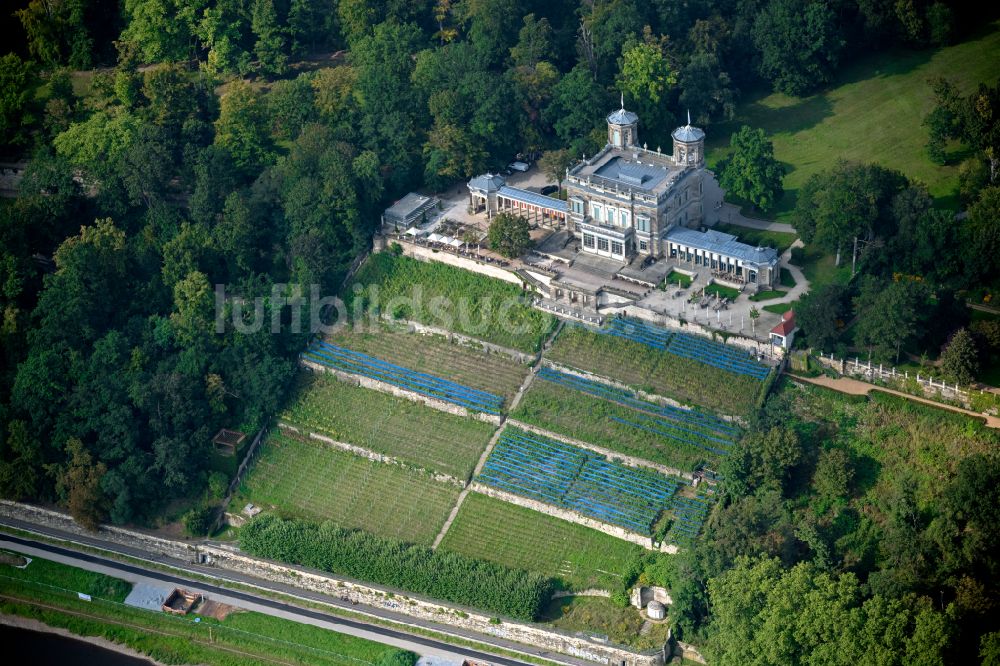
388;238;524;286
600;304;783;361
541;359;739;427
301;358;502;426
469;483;677;555
278;423;466;487
0;501;665;666
506;419;693;482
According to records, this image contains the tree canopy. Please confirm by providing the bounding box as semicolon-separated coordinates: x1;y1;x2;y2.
718;126;784;211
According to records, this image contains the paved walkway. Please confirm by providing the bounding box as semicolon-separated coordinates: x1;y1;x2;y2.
750;239;809;308
788;373;1000;428
702;173;796;233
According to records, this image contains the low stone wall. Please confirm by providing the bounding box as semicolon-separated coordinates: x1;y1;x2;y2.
0;501;665;666
507;419;693;482
0;501;197;564
301;358;502;426
600;304;783;361
542;359;741;426
278;423;466;487
470;483;677;555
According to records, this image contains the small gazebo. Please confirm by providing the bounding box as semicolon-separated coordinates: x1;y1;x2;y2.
467;172;506;218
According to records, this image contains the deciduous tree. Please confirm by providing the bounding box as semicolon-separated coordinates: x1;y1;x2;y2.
488;212;531;258
719;126;783;211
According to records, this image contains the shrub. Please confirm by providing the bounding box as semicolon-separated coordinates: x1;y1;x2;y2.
183;504;217;537
241;514;552;621
207;471;229;500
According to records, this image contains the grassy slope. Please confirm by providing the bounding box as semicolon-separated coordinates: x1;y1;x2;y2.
706;21;1000;218
236;431;461;545
714;224;797;254
349;252;554;353
281;373;494;480
438;492;644;591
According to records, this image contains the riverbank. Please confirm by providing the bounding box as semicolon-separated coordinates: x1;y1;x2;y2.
0;614;161;665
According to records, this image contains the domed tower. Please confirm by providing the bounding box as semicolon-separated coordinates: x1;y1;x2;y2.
672;111;705;168
607;94;639;149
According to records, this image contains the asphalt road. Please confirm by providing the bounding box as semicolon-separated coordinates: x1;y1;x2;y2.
0;530;552;666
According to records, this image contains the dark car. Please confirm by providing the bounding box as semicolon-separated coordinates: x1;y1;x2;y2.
540;185;558;196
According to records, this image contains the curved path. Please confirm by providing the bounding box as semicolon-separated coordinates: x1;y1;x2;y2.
702;173;796;233
750;240;809;308
788;373;1000;429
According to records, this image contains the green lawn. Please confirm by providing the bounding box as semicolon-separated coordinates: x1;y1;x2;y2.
0;555;411;666
665;270;693;289
326;323;531;402
236;431;461;545
763;302;795;315
438;492;644;591
793;243;853;292
706;21;1000;218
780;267;797;288
545;324;763;415
349;251;555;352
0;552;131;602
705;283;741;300
281;373;494;480
714;223;797;254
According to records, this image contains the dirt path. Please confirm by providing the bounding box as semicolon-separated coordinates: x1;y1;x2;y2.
788;373;1000;428
430;321;564;550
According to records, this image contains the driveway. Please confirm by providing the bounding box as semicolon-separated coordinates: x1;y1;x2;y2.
702;172;796;233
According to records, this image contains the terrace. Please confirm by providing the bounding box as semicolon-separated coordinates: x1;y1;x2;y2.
478;428;683;535
303;342;504;415
597;316;771;380
536;367;738;441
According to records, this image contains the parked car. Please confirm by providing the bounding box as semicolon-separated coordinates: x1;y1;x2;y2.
508;161;530;172
540;185;558;196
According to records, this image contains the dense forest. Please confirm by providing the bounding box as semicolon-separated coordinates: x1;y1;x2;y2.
0;0;998;661
666;383;1000;664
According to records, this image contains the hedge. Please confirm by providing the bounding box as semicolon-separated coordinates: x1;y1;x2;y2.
240;514;552;621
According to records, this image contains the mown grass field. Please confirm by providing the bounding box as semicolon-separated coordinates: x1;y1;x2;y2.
511;380;726;471
0;554;410;666
281;373;494;480
236;432;461;545
349;251;555;352
545;325;762;414
326;323;531;401
713;223;797;254
706;21;1000;217
438;492;644;591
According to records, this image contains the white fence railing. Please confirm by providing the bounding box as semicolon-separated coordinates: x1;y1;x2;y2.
816;353;970;402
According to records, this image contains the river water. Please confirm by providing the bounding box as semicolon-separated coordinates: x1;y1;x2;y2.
1;624;155;665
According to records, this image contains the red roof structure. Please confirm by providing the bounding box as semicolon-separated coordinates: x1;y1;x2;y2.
771;310;796;337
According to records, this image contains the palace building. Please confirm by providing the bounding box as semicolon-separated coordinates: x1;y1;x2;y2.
565;101;706;261
467;100;780;289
